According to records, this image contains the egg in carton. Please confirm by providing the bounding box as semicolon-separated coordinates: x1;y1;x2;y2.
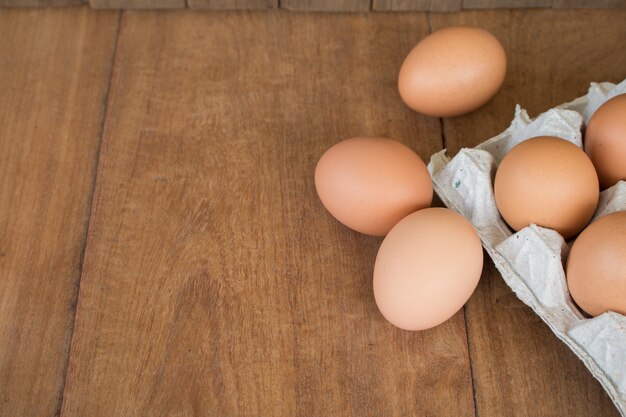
427;79;626;416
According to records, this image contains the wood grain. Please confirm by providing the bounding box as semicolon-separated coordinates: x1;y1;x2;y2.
281;0;370;12
0;0;83;7
90;0;183;9
60;10;475;417
462;0;551;9
372;0;462;11
188;0;276;9
431;9;626;417
0;7;118;417
553;0;626;8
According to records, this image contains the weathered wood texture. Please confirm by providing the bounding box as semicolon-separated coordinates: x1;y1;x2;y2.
60;10;475;417
463;0;551;8
553;0;626;8
281;0;370;11
431;8;626;417
372;0;462;11
0;0;83;7
90;0;182;9
188;0;276;9
0;7;118;417
3;0;626;10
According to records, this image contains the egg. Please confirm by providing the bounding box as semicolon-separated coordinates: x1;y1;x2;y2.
315;137;433;236
373;208;483;331
494;136;599;239
566;211;626;316
584;94;626;189
398;26;506;117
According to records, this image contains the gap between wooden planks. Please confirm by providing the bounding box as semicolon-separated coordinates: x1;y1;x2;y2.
0;7;119;417
0;7;624;417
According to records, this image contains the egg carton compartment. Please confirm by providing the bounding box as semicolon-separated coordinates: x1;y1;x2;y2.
427;78;626;416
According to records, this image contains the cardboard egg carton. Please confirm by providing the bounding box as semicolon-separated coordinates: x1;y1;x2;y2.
427;79;626;416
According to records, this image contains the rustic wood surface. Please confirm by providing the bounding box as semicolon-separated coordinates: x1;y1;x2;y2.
281;0;370;11
0;7;118;417
0;0;83;7
372;0;463;11
188;0;276;9
6;0;625;10
0;6;624;417
552;0;626;8
462;0;551;9
4;0;626;10
59;10;475;417
90;0;182;9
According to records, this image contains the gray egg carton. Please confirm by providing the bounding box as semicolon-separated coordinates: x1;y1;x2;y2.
428;79;626;416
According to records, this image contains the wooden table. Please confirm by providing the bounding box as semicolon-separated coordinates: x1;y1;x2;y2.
0;6;624;417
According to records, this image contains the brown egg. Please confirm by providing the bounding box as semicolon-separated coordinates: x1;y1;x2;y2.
494;136;599;239
315;137;433;236
584;94;626;189
566;211;626;316
398;26;506;117
373;208;483;331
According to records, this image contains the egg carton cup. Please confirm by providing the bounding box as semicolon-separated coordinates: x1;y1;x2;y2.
427;78;626;416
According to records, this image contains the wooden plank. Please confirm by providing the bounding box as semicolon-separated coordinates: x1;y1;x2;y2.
281;0;370;12
188;0;277;9
463;0;551;9
0;7;118;417
430;9;626;417
60;10;476;417
90;0;183;9
372;0;462;11
0;0;84;7
553;0;626;8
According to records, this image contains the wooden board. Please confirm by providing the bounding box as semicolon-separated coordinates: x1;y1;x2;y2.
553;0;626;8
188;0;276;9
0;0;83;7
90;0;183;9
463;0;551;8
0;7;118;417
59;10;476;417
3;0;626;10
372;0;462;11
281;0;370;12
430;8;626;417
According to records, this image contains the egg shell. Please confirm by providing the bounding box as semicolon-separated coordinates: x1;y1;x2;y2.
494;136;599;239
398;26;506;117
373;207;483;331
566;211;626;317
585;94;626;189
315;137;433;236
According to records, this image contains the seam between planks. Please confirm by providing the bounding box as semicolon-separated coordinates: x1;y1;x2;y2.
438;117;446;150
463;305;479;417
427;9;479;416
55;10;124;417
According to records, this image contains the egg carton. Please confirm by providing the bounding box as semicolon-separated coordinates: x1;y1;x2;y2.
427;78;626;416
